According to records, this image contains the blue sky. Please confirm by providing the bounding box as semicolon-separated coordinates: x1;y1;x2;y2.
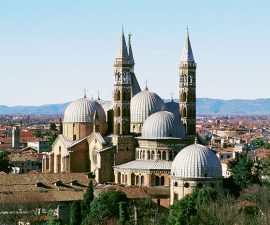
0;0;269;106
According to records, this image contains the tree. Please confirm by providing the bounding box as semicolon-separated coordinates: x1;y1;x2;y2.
69;201;82;225
35;129;43;138
167;188;217;225
50;122;57;131
81;181;94;220
191;196;243;225
82;189;128;225
231;154;255;190
119;201;129;225
0;151;11;173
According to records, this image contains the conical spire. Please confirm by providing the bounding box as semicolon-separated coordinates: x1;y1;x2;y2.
115;27;129;59
181;28;195;62
128;32;134;63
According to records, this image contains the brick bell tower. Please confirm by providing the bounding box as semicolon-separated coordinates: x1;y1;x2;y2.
113;29;132;135
179;29;197;141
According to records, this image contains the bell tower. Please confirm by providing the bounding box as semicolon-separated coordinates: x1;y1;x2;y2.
179;29;197;140
113;29;132;135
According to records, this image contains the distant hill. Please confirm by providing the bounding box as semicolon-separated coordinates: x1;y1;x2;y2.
0;102;70;115
197;98;270;115
1;98;270;115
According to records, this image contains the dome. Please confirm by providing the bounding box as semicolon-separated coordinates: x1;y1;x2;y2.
141;111;185;139
171;144;222;178
130;88;164;124
165;100;180;118
63;98;106;123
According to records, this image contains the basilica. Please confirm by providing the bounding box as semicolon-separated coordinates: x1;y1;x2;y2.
42;29;223;203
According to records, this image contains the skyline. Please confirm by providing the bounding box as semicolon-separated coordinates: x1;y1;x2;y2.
0;0;270;106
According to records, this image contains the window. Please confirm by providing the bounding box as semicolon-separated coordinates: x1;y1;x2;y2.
161;176;165;186
174;182;178;187
197;183;203;188
184;182;190;188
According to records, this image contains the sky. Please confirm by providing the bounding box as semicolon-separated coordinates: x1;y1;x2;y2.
0;0;269;106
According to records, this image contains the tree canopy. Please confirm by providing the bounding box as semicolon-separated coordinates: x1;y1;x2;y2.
0;151;11;173
82;189;128;225
167;188;218;225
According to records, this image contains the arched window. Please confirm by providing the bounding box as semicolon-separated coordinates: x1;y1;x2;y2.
142;151;145;160
183;108;187;117
162;151;166;160
117;90;121;101
116;107;120;117
155;176;160;186
141;176;144;186
161;176;165;186
146;151;150;160
182;92;187;102
136;175;139;185
174;182;178;187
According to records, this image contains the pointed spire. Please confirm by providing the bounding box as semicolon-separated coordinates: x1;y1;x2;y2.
181;27;195;62
145;79;148;91
115;27;129;59
83;88;87;98
128;32;134;62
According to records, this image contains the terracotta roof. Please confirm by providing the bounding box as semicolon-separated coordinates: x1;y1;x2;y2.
0;173;95;203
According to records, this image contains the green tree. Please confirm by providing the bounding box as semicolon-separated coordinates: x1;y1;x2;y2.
81;181;94;220
35;129;43;138
119;201;129;225
83;189;128;225
50;122;57;131
69;200;82;225
253;138;265;149
0;151;11;173
231;154;255;190
167;188;217;225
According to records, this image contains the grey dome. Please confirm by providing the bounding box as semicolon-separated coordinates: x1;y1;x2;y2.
63;98;106;123
165;100;180;118
130;88;164;124
141;111;185;139
171;144;222;178
97;100;113;112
